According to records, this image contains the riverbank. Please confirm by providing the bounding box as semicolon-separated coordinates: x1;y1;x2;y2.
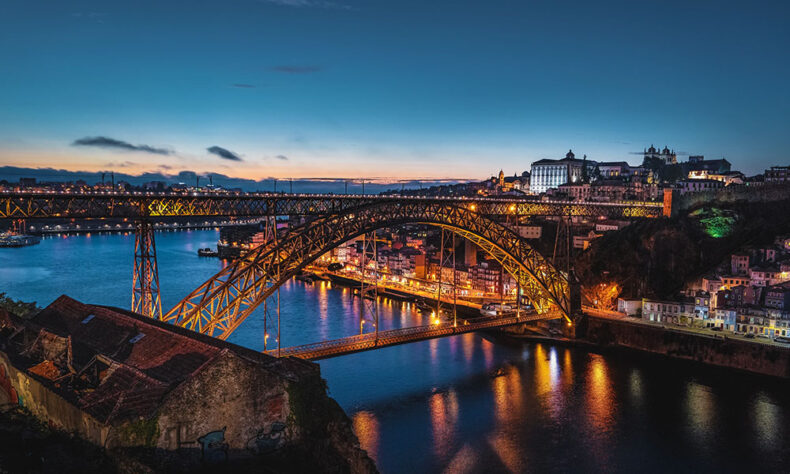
499;314;790;378
323;273;482;318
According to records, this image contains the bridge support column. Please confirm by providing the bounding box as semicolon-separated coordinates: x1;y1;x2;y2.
132;219;162;319
435;228;458;326
262;216;281;355
564;270;585;338
359;231;379;342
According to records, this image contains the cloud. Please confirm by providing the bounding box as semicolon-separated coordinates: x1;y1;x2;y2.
275;155;289;161
158;164;173;170
207;146;243;161
271;65;322;74
73;136;172;155
103;161;137;168
232;83;256;88
259;0;350;9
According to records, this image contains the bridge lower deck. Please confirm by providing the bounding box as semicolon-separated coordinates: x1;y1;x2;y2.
265;311;562;360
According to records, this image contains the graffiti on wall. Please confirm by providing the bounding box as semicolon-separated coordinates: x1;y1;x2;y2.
0;363;22;406
246;422;286;454
198;427;228;462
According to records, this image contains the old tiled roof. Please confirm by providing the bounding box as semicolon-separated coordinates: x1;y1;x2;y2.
2;295;311;426
33;296;223;385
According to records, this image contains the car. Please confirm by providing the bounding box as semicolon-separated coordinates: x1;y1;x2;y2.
711;327;723;332
745;333;755;339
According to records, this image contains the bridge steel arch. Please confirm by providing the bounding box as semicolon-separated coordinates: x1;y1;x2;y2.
162;200;573;340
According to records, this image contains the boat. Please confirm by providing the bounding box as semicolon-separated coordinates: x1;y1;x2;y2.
295;273;316;283
0;233;41;248
197;248;219;257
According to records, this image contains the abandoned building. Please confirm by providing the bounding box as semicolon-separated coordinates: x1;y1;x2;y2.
0;295;375;471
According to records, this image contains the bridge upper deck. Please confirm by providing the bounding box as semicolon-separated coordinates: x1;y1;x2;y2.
0;190;664;220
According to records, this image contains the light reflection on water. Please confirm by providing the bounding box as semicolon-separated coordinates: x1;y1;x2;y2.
2;231;790;473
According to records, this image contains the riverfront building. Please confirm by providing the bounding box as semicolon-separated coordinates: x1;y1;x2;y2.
626;234;790;338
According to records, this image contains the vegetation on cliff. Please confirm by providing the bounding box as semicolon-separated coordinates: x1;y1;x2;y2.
0;293;39;318
575;199;790;300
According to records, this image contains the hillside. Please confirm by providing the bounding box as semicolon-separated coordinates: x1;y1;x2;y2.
574;199;790;299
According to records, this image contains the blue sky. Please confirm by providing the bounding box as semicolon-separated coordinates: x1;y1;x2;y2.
0;0;788;180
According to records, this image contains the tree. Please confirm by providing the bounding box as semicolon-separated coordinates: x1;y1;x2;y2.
0;293;39;318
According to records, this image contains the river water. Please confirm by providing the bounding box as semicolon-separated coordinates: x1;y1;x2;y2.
1;230;788;473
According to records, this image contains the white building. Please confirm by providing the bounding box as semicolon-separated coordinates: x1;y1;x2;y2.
529;150;597;195
642;298;692;323
617;298;642;316
677;179;724;194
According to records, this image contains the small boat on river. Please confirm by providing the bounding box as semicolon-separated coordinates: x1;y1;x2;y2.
0;233;41;248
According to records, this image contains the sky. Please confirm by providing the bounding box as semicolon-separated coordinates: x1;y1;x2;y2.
0;0;788;183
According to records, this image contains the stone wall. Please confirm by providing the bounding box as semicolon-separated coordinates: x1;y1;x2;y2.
115;350;378;472
585;316;790;378
669;183;790;216
0;352;110;444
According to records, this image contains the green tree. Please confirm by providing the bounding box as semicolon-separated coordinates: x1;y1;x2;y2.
0;293;39;318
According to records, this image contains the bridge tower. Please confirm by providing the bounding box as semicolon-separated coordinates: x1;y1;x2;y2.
131;219;162;319
435;229;458;327
359;231;379;341
262;216;281;355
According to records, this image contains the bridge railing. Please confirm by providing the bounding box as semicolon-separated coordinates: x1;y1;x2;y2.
267;311;562;359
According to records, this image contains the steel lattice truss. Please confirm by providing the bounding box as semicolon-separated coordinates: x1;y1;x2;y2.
0;192;664;219
131;220;162;319
162;200;573;340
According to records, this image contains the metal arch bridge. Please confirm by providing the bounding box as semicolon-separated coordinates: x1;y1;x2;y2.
161;198;577;340
0;190;664;220
0;190;663;354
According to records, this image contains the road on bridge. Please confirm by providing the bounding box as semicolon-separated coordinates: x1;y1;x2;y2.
266;311;562;360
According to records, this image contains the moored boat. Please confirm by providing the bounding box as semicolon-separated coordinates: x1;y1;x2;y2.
197;247;219;257
0;233;41;248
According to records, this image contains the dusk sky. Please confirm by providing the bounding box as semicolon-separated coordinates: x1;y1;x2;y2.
1;0;788;181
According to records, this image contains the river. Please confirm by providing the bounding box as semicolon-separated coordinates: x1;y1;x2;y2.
1;230;788;473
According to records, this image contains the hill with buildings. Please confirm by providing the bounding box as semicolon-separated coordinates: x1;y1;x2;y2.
575;199;790;300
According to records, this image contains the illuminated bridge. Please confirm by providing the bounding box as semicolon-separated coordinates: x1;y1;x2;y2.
265;311;563;360
0;190;664;220
1;190;664;355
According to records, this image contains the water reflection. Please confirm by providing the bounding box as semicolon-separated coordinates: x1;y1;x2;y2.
5;230;790;474
429;389;459;457
586;355;614;431
629;368;644;408
685;382;715;449
352;411;380;460
492;365;524;424
533;344;555;396
752;392;781;451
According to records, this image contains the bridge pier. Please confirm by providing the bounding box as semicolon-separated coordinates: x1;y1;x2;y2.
131;219;162;319
563;270;586;338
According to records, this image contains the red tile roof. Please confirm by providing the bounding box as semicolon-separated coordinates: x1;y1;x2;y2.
2;295;310;426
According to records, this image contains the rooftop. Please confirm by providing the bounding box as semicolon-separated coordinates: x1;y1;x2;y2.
0;295;303;426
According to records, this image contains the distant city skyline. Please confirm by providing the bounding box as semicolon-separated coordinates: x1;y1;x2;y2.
1;0;788;179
